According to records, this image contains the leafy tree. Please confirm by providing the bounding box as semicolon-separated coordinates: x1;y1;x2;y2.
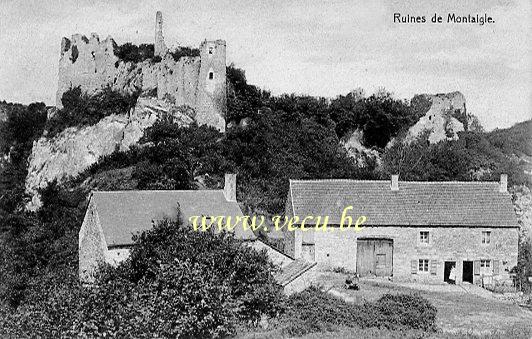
1;215;284;338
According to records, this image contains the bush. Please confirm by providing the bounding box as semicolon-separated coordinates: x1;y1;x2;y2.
369;293;437;331
168;46;200;62
1;214;284;337
77;217;284;337
114;43;155;63
280;287;437;336
48;86;139;137
282;286;355;336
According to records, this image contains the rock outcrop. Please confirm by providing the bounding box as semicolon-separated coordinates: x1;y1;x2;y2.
341;129;381;167
56;12;226;132
25;97;193;210
512;185;532;239
405;91;467;144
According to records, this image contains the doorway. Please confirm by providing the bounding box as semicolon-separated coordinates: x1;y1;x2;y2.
444;261;456;283
356;239;393;277
463;261;473;283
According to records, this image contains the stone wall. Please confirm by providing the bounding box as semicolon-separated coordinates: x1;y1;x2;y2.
78;198;108;283
288;226;519;285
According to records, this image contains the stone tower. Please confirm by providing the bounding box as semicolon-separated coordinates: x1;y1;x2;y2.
197;39;227;132
154;11;167;56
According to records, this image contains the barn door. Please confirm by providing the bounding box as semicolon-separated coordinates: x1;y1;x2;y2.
375;239;393;277
356;240;375;276
356;239;393;277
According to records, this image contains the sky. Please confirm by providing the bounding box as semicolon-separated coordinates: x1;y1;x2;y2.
0;0;530;130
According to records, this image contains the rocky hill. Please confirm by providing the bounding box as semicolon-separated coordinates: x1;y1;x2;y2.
56;11;227;132
404;91;467;144
25;97;194;209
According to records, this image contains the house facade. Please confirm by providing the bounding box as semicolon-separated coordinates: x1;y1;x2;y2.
283;175;519;285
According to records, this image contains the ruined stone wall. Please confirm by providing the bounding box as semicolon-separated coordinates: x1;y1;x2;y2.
404;91;467;144
56;33;226;131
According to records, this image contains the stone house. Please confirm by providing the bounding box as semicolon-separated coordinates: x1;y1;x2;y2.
79;174;254;282
283;174;519;285
78;174;315;294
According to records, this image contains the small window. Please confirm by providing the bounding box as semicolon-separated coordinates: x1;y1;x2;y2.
418;259;429;272
420;231;429;244
208;72;214;80
482;231;491;244
208;47;214;54
480;259;491;268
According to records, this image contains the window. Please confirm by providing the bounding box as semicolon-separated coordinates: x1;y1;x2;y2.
480;259;492;275
208;72;214;80
208;47;214;54
420;231;429;244
418;259;429;272
482;231;491;244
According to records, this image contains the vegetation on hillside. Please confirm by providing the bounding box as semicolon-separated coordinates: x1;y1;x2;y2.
0;63;531;336
49;86;139;138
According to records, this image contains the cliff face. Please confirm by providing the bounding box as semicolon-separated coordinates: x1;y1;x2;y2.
512;185;532;239
25;97;193;210
341;129;381;167
405;91;467;144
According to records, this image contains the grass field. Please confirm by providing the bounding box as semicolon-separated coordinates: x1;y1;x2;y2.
240;271;532;338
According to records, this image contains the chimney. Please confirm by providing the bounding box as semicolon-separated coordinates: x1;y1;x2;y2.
391;174;399;191
499;174;508;193
224;173;237;202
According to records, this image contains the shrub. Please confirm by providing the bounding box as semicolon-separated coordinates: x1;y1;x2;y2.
0;212;284;337
114;43;155;63
368;293;437;331
48;86;139;137
281;286;355;336
169;46;200;62
280;287;437;336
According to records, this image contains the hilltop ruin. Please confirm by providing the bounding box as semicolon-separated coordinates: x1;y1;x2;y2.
56;11;227;132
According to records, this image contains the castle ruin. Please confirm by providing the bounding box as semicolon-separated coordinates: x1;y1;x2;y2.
56;11;227;132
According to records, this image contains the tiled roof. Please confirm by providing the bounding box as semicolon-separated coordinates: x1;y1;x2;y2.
288;179;519;227
274;259;316;286
91;190;256;246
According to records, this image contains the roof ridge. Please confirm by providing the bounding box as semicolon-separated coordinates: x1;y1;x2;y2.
289;179;500;185
92;189;224;194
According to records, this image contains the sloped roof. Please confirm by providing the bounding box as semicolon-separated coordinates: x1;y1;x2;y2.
91;190;255;246
274;259;316;286
288;179;519;227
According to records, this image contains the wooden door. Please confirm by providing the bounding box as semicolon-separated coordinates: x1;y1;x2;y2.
375;239;393;276
356;239;375;276
356;239;393;277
